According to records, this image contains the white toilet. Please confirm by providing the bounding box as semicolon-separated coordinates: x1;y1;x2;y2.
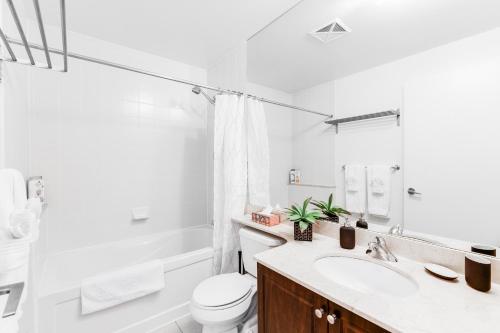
190;227;284;333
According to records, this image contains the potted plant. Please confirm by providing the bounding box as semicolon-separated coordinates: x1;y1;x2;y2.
312;193;350;223
285;197;321;241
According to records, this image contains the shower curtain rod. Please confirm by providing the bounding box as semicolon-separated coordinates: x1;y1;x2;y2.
5;37;333;118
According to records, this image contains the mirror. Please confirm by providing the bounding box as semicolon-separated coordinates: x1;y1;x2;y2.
247;0;500;256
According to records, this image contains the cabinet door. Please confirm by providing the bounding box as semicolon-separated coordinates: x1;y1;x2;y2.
329;301;388;333
258;264;328;333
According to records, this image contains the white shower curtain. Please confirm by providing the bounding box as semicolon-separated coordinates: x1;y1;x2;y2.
247;99;270;207
213;95;247;274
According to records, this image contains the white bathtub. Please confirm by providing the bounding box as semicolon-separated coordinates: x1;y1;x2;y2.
38;226;213;333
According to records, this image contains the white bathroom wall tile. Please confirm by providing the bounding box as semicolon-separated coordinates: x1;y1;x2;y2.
2;28;210;253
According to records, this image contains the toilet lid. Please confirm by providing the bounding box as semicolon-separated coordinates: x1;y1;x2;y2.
192;273;253;308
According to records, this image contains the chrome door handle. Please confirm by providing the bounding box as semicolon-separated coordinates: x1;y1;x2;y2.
407;187;421;195
314;308;325;319
327;313;337;325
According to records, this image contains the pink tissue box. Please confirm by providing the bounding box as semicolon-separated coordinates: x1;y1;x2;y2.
252;212;280;226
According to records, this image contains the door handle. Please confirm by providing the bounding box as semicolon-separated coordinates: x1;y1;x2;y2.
407;187;421;195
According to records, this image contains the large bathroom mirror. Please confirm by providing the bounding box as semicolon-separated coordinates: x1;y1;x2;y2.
247;0;500;256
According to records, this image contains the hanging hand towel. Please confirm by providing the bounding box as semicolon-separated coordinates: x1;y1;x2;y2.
247;98;270;207
81;260;165;314
344;165;366;214
367;165;391;217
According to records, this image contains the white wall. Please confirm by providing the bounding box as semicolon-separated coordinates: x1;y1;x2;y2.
290;27;500;233
289;81;336;206
2;26;210;254
246;83;293;208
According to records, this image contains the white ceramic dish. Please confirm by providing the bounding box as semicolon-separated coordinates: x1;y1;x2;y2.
424;263;458;280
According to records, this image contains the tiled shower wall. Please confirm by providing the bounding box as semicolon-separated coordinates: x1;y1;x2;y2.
2;26;210;254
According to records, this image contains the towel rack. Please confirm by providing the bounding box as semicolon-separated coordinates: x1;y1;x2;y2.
0;0;67;72
325;109;400;133
342;165;400;171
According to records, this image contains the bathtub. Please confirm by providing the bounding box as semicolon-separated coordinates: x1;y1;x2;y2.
37;225;213;333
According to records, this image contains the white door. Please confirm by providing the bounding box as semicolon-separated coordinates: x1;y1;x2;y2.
403;63;500;246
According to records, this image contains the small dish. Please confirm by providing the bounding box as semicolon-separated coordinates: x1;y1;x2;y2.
424;263;458;280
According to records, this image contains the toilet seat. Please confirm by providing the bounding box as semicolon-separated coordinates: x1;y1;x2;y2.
190;273;257;328
192;273;254;309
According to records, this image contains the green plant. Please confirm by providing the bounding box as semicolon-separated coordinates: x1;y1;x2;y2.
312;194;350;222
285;197;321;232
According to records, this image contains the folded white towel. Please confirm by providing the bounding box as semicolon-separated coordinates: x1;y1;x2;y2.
344;165;366;214
81;260;165;315
367;165;391;217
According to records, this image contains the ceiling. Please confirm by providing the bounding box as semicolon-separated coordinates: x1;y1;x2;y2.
19;0;302;69
247;0;500;92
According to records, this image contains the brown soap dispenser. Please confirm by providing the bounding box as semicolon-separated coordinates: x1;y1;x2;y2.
340;217;356;249
356;213;368;229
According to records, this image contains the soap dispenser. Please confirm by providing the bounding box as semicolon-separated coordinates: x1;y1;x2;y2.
340;217;356;249
355;213;368;229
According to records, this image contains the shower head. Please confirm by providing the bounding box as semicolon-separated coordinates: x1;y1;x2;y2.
191;86;215;105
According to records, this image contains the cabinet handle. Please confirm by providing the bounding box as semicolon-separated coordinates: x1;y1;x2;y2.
327;314;337;325
314;308;325;319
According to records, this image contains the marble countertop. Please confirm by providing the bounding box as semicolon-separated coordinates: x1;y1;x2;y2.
233;216;500;333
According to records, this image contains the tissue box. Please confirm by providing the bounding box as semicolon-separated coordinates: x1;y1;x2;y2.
272;210;288;223
252;212;280;226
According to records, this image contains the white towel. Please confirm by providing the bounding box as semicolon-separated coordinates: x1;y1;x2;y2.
81;260;165;315
344;165;366;214
0;169;27;241
367;165;391;217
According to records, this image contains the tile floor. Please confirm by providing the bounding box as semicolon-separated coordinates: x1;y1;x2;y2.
150;314;202;333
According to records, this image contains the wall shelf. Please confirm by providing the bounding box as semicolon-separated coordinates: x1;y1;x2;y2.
325;109;400;133
288;183;336;189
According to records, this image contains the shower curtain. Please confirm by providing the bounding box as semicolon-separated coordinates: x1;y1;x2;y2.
247;99;270;207
213;95;247;274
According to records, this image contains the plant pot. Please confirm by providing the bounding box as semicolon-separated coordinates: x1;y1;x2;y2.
294;222;313;241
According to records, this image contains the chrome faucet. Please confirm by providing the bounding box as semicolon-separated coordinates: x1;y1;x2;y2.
366;236;398;262
388;224;403;236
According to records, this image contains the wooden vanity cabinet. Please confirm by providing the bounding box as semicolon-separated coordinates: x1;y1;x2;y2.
258;264;389;333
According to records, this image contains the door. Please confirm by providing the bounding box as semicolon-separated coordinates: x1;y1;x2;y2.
403;64;500;245
328;301;389;333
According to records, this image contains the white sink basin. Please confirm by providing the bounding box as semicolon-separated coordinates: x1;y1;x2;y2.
314;255;418;297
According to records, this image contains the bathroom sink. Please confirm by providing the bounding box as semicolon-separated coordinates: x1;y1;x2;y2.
314;255;418;297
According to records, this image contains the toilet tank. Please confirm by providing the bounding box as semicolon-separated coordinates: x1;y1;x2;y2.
239;227;285;277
